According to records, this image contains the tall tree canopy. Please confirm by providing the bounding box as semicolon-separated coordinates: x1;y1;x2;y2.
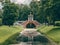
2;0;19;26
30;0;60;24
0;0;60;26
18;5;31;21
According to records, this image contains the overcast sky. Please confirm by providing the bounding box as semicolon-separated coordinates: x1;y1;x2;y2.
0;2;3;9
0;0;32;9
11;0;32;5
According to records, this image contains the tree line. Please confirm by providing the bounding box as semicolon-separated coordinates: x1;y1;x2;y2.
0;0;60;26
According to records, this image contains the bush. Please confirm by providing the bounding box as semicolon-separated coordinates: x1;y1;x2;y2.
55;21;60;26
0;18;2;26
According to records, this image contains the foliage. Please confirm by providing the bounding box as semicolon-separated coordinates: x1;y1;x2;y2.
30;1;43;23
18;5;31;21
0;0;4;2
0;9;3;18
0;18;2;26
44;0;60;23
30;0;60;24
55;21;60;23
55;21;60;26
0;0;60;25
2;0;19;26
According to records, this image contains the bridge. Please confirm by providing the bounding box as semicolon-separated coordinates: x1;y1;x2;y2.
22;13;40;28
14;12;40;28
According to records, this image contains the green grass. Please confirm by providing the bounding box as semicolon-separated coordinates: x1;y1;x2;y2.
0;26;23;44
38;25;60;43
47;28;60;42
0;25;60;44
38;25;55;33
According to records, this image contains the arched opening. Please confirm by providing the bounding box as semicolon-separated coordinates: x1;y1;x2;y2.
26;23;36;28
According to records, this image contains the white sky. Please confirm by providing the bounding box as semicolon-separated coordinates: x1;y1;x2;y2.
0;0;32;9
0;2;3;9
16;0;25;3
11;0;32;5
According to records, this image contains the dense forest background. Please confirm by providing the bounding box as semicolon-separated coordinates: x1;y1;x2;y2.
0;0;60;26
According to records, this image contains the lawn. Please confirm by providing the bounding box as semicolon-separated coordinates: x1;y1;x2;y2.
38;25;60;43
0;26;23;44
46;28;60;42
0;25;60;45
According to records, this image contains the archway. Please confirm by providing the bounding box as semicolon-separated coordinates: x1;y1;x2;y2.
26;23;36;28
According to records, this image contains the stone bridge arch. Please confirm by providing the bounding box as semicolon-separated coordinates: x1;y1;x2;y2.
22;20;40;28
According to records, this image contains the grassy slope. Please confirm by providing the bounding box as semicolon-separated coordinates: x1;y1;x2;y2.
0;26;22;44
38;25;54;33
47;28;60;42
38;26;60;42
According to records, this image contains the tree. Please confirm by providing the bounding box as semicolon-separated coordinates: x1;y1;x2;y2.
18;5;31;21
0;9;3;18
44;0;60;25
30;0;60;24
0;0;4;2
30;1;45;23
0;18;2;26
2;0;19;26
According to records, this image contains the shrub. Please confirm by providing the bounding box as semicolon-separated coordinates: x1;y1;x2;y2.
0;18;2;26
55;21;60;26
